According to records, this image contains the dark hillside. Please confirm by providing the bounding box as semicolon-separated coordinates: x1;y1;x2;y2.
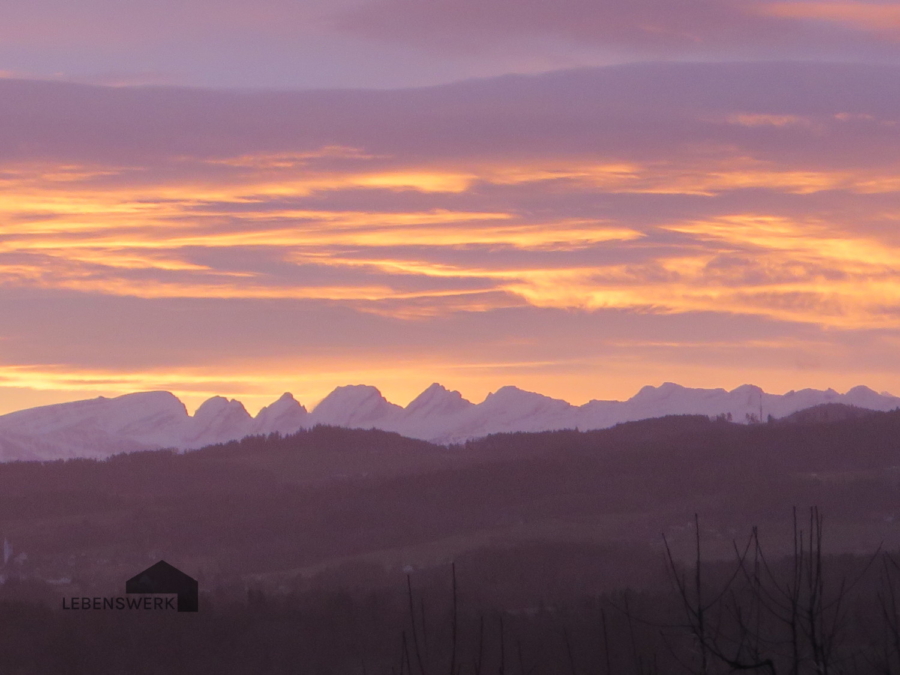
777;402;879;424
0;414;898;599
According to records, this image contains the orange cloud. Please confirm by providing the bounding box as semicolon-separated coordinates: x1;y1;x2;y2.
726;113;812;128
2;153;900;331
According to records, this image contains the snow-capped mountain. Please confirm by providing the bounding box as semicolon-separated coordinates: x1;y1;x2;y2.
186;396;254;447
308;385;404;428
251;393;308;436
0;392;191;460
442;386;576;440
0;382;897;461
403;383;473;421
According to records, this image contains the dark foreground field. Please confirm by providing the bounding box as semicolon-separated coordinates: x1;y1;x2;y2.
1;406;899;673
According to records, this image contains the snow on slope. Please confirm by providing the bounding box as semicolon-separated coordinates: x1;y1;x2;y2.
309;385;403;428
185;396;253;447
427;386;577;443
252;393;308;436
0;382;897;461
0;392;189;460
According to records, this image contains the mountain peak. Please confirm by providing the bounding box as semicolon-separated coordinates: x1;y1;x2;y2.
844;385;900;411
311;385;402;427
316;384;384;403
257;392;307;415
194;396;248;420
187;397;253;447
404;383;472;419
253;393;308;435
630;382;688;403
481;386;571;415
731;384;763;394
731;385;765;404
484;385;562;403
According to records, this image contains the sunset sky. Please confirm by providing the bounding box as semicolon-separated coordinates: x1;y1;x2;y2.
2;1;900;415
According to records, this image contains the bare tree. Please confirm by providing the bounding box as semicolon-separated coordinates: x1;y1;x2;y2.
662;508;875;674
877;553;900;673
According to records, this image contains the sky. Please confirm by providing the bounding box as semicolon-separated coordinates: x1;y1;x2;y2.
1;1;900;415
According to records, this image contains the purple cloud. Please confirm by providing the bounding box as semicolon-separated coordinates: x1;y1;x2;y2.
336;0;900;61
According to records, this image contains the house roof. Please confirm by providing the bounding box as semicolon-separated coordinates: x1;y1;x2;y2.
126;560;197;594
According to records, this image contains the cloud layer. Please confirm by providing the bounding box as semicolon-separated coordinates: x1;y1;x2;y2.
2;0;899;88
338;0;900;59
1;63;900;412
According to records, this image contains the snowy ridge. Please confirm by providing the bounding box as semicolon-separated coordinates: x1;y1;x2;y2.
0;382;897;461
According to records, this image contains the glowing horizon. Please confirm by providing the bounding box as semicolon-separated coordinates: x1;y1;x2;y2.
0;365;894;419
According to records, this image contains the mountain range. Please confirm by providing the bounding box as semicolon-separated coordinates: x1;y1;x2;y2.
0;382;897;462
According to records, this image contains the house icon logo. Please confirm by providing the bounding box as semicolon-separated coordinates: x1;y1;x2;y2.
125;560;198;612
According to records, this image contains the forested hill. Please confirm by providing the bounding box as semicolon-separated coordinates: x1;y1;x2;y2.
1;408;899;600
